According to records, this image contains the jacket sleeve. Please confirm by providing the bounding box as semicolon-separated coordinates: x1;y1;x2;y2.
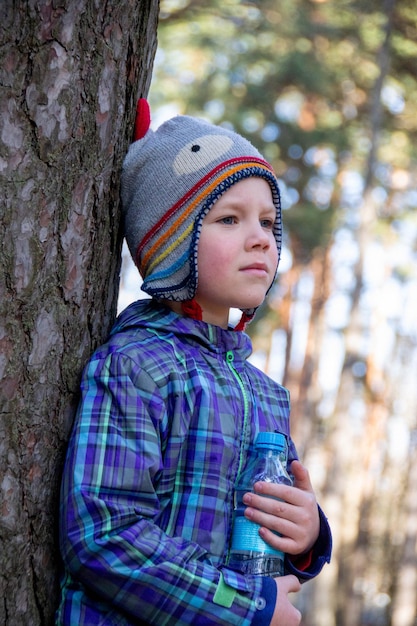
59;351;265;626
282;421;332;581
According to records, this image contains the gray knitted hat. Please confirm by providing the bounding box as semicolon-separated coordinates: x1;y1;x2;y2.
121;99;282;315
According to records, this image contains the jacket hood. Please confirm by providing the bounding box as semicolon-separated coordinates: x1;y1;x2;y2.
112;299;253;361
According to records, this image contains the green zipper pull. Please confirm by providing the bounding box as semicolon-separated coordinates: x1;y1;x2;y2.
226;351;234;363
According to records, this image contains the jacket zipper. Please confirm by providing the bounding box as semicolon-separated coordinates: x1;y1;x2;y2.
225;350;252;564
226;350;251;477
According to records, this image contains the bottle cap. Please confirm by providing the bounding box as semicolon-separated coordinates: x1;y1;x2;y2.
255;431;287;452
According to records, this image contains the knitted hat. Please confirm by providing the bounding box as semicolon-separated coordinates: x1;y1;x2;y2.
121;99;282;320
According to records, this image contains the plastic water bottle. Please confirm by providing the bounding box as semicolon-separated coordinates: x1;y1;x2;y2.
228;431;293;576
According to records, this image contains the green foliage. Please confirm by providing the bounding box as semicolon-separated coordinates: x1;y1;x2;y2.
150;0;417;263
284;204;335;261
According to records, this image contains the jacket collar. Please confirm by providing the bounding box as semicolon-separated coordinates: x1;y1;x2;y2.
112;299;253;360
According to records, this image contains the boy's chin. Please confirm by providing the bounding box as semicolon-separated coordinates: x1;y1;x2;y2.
236;294;267;310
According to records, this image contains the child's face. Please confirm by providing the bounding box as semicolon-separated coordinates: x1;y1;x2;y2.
196;177;279;328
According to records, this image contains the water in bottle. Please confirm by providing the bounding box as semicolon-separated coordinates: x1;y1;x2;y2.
228;431;293;576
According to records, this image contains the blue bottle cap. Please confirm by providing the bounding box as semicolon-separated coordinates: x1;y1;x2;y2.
255;431;287;452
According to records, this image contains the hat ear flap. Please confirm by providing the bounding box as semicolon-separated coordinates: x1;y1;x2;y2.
133;98;151;141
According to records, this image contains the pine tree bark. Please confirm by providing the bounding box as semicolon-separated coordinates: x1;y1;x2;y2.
0;1;159;623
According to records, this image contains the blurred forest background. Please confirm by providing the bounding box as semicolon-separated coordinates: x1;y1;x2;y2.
119;1;417;625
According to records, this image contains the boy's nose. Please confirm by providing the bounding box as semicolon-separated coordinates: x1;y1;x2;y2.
247;222;271;249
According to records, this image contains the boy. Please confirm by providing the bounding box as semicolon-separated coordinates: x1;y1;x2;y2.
57;99;331;625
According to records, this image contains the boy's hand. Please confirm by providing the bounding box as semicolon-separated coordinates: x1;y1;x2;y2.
270;575;302;625
242;460;320;556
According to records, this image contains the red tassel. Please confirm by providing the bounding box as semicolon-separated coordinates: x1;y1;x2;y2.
234;312;253;332
133;98;151;141
181;299;203;321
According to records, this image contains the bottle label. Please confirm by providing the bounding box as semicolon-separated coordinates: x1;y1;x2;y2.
231;516;283;556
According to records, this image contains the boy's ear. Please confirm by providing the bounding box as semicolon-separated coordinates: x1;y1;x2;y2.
134;98;151;142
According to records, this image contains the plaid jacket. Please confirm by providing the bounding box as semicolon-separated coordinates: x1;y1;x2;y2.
57;299;331;625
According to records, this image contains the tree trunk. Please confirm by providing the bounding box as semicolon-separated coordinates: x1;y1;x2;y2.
0;1;159;624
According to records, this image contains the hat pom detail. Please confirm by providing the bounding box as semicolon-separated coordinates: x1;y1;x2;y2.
134;98;151;141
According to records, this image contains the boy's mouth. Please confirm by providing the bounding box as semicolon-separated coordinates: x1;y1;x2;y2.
240;263;269;275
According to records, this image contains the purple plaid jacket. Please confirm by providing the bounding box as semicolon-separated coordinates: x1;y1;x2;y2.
57;299;331;625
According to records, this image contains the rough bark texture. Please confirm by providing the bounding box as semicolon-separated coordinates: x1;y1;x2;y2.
0;1;159;623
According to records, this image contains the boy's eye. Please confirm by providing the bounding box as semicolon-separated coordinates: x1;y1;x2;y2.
219;216;236;225
261;219;274;229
